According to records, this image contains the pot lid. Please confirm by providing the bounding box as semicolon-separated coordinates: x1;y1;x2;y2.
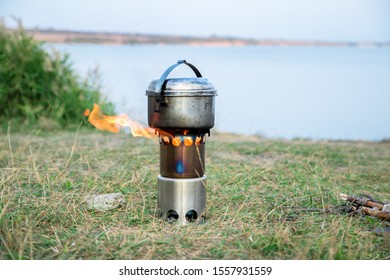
146;77;216;96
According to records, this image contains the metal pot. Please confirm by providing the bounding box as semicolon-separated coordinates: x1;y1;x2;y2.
146;60;217;130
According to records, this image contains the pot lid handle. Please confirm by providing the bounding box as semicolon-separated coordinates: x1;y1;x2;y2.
154;60;202;94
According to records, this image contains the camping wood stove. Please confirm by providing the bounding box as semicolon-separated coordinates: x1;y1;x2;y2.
146;60;217;225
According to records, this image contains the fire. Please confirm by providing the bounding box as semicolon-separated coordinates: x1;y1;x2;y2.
85;104;157;140
172;137;181;147
184;137;193;147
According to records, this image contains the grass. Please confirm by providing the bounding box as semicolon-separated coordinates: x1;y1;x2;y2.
0;128;389;260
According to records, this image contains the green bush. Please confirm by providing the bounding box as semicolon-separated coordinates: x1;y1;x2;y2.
0;22;115;130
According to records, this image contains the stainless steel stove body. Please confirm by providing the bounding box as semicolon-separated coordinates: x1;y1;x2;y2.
146;60;216;225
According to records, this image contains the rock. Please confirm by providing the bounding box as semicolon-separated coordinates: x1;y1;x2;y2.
84;193;125;212
372;227;390;237
382;203;390;213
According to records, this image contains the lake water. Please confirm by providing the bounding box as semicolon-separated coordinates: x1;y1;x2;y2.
50;44;390;141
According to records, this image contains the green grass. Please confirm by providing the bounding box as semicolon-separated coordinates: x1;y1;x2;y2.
0;129;389;260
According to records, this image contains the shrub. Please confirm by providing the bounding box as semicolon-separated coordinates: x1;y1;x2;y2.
0;21;115;130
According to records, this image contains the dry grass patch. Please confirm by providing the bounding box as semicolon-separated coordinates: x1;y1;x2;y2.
0;130;389;259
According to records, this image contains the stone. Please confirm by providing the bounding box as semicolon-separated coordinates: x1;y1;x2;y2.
84;193;125;212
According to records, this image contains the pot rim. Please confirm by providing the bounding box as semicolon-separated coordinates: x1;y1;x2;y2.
146;89;217;97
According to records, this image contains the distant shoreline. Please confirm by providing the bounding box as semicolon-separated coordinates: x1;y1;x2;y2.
20;28;390;48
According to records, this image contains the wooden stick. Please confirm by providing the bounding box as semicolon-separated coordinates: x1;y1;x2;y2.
340;193;384;210
361;207;390;222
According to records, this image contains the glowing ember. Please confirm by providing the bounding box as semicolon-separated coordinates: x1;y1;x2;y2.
184;137;193;147
85;104;157;140
172;137;181;147
162;136;170;144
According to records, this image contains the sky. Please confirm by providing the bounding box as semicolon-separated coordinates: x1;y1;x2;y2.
0;0;389;41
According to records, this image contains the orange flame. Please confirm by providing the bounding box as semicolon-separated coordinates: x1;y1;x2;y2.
85;104;157;140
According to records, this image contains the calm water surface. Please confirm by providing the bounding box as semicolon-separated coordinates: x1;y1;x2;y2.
50;44;390;140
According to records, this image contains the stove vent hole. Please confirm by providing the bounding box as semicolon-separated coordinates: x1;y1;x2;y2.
185;210;198;222
167;210;179;221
